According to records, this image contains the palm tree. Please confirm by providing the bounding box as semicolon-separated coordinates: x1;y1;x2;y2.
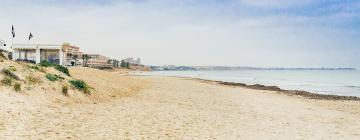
82;54;89;67
73;54;78;66
67;53;72;58
67;53;72;65
115;60;120;68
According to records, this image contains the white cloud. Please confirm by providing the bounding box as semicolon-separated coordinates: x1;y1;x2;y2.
238;0;315;8
0;1;359;68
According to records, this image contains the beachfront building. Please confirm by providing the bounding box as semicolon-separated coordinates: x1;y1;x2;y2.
63;43;83;66
12;43;65;65
123;57;141;65
86;54;112;68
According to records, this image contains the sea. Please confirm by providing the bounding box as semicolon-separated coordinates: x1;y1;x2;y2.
135;70;360;97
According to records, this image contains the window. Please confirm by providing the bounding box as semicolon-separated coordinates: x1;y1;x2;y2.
41;49;60;64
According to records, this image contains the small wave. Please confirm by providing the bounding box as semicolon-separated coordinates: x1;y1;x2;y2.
293;84;314;87
237;77;256;80
345;85;360;89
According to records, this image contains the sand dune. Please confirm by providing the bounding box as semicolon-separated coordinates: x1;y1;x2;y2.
0;64;359;139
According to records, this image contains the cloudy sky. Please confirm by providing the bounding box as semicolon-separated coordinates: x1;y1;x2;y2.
0;0;359;68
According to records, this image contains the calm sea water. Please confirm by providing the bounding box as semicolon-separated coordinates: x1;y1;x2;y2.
135;70;360;97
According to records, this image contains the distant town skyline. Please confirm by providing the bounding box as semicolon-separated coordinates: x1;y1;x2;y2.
0;0;359;68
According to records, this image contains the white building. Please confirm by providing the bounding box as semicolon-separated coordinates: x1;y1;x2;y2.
63;43;83;66
12;43;65;65
123;57;141;65
86;54;112;68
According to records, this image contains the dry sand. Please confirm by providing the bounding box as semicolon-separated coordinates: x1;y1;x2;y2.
0;67;360;139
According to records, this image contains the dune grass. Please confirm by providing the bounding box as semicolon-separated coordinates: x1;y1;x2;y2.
69;80;90;94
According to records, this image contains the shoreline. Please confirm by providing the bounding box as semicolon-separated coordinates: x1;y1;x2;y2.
160;76;360;101
195;78;360;101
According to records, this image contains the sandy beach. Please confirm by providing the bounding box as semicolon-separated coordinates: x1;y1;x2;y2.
2;0;359;139
0;67;360;139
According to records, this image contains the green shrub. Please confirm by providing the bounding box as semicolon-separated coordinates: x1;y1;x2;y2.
1;77;12;86
46;74;64;81
69;80;90;94
2;69;12;76
39;60;55;67
46;74;57;81
28;65;46;73
9;66;16;71
13;83;21;92
39;61;70;76
26;75;42;85
28;65;38;70
62;86;69;96
69;80;86;89
83;86;90;94
55;65;70;76
56;74;64;80
1;69;20;80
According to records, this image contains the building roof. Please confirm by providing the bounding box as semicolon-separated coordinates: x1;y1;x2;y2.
12;43;63;50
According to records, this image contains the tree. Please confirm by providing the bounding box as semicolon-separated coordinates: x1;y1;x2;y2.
82;54;89;67
67;53;73;65
111;60;119;68
67;53;72;59
72;54;78;66
115;60;120;68
120;60;127;68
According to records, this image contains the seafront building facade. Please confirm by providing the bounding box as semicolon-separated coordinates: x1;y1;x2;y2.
63;43;83;66
86;54;112;68
6;41;135;69
12;43;65;65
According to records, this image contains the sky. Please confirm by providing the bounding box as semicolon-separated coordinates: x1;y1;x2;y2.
0;0;359;68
